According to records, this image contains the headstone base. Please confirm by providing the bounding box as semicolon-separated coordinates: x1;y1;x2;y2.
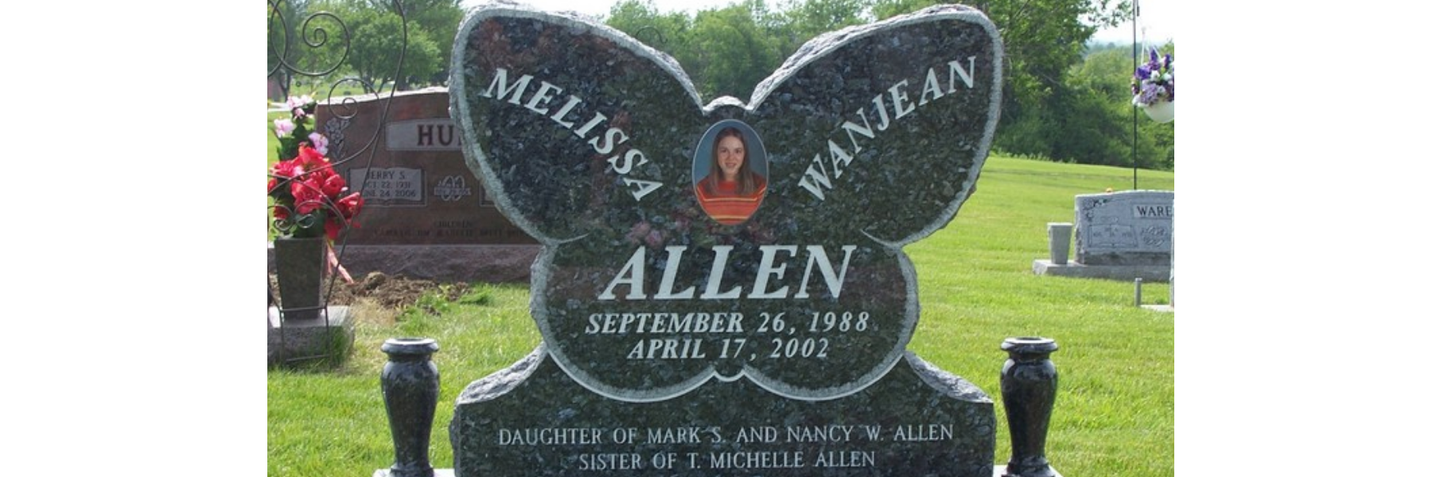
372;470;455;477
993;465;1062;477
367;465;1046;476
1032;259;1170;283
267;244;540;283
450;345;995;477
266;306;354;366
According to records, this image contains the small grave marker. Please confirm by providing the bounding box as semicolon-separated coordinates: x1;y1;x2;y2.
1033;190;1173;282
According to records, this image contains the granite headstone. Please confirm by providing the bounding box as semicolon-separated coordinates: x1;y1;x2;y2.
1074;190;1173;266
312;88;540;282
446;3;1003;475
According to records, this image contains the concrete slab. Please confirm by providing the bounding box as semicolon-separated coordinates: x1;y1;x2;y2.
994;464;1062;477
1032;259;1170;283
267;306;354;366
373;469;454;477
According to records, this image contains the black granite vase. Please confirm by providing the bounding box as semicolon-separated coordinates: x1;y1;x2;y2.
274;236;326;321
381;338;440;477
1000;337;1060;477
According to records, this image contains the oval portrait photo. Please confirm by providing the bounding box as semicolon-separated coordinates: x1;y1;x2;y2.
692;120;768;225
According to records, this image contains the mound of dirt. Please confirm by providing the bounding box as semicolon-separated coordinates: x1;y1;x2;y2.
268;271;469;310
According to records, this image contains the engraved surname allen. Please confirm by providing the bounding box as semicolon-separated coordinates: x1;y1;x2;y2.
598;245;857;300
892;424;953;441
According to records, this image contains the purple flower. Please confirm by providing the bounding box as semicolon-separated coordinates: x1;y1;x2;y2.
309;132;329;155
1141;84;1161;104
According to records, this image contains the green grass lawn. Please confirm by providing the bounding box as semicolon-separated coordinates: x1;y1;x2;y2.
267;155;1173;476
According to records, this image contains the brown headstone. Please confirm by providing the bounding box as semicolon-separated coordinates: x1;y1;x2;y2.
311;87;539;282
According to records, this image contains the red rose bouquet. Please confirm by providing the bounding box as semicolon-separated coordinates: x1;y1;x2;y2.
269;95;363;280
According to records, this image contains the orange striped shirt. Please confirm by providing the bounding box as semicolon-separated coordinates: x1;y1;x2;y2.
696;179;766;225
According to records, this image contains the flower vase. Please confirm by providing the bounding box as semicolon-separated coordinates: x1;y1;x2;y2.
1000;337;1060;477
1141;100;1174;123
274;236;327;321
381;338;440;477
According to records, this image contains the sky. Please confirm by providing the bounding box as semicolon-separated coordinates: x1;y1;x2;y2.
460;0;1174;45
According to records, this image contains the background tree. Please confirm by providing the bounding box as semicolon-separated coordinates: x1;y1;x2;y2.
270;0;351;99
292;0;1169;170
777;0;873;51
688;4;783;99
322;0;442;91
873;0;1140;165
382;0;463;84
605;0;1169;170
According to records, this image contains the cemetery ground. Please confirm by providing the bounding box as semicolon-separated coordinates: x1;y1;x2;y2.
267;153;1174;477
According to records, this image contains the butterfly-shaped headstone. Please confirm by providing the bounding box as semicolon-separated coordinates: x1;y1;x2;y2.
450;2;1002;402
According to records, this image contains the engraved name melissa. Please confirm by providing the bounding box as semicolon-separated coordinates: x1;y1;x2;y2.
475;68;662;201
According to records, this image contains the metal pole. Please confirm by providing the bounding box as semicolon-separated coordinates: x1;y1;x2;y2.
1132;0;1139;190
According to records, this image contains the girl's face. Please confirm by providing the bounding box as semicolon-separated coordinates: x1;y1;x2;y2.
716;135;746;181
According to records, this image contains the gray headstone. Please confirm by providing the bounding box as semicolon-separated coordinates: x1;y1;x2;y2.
1074;190;1173;266
446;3;1003;475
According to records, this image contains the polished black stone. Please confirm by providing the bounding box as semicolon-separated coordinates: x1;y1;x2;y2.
452;345;994;477
445;3;1005;476
1000;338;1060;477
382;338;442;477
451;3;1002;402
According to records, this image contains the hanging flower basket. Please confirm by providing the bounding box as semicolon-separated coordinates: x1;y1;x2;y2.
1140;99;1174;123
1131;47;1174;123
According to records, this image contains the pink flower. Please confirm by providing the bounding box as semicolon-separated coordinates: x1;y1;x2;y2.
285;95;313;111
274;118;295;138
308;132;329;155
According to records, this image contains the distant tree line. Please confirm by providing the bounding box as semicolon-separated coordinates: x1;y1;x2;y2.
267;0;1173;170
268;0;461;97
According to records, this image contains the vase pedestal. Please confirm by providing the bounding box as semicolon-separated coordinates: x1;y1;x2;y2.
1000;337;1061;477
266;306;354;366
380;338;441;477
372;470;453;477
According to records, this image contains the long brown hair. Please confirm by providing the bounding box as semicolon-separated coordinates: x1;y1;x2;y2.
704;127;762;195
